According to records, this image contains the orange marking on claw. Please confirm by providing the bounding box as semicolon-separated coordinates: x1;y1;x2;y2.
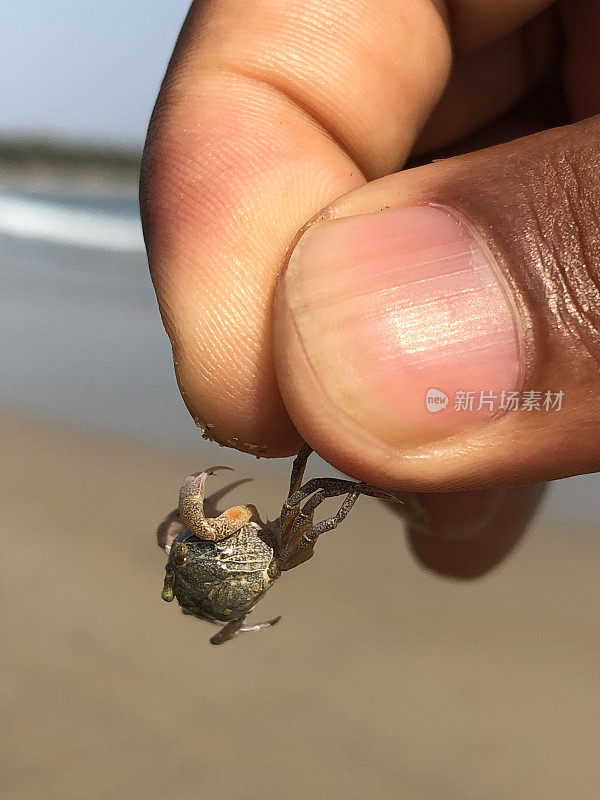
224;505;251;522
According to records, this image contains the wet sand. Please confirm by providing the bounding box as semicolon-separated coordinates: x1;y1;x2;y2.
2;412;600;800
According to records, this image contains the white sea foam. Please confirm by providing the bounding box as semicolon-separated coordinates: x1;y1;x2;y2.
0;194;145;252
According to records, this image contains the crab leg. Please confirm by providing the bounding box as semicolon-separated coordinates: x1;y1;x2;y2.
282;488;362;569
288;443;313;497
209;618;245;645
239;615;281;632
156;509;185;554
286;476;401;508
209;614;282;645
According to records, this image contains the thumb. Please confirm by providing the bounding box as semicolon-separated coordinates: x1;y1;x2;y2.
273;116;600;490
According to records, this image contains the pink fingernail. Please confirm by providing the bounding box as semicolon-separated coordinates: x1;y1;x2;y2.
283;205;522;446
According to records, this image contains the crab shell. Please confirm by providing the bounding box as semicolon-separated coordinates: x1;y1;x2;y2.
164;524;280;623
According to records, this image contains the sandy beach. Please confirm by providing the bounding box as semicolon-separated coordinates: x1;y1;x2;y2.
3;410;600;800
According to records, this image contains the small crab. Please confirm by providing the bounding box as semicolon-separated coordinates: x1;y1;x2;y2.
156;443;420;644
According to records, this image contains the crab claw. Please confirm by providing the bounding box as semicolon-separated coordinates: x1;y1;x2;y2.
158;469;234;552
180;466;250;541
202;466;235;476
185;466;234;501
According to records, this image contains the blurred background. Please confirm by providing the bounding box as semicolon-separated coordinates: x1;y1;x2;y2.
2;2;600;799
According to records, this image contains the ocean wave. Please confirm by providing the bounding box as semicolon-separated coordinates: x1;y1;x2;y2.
0;194;145;252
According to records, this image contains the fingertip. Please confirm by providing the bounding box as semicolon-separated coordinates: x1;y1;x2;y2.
172;337;302;458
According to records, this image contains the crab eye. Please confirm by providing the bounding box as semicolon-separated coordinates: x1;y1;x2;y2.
174;542;188;566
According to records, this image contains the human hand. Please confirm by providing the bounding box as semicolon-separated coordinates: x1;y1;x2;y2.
141;0;598;577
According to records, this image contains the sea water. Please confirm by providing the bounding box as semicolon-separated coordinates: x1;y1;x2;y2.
0;185;195;448
0;184;596;526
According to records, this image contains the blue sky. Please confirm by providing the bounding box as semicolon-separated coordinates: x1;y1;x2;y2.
2;0;192;147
